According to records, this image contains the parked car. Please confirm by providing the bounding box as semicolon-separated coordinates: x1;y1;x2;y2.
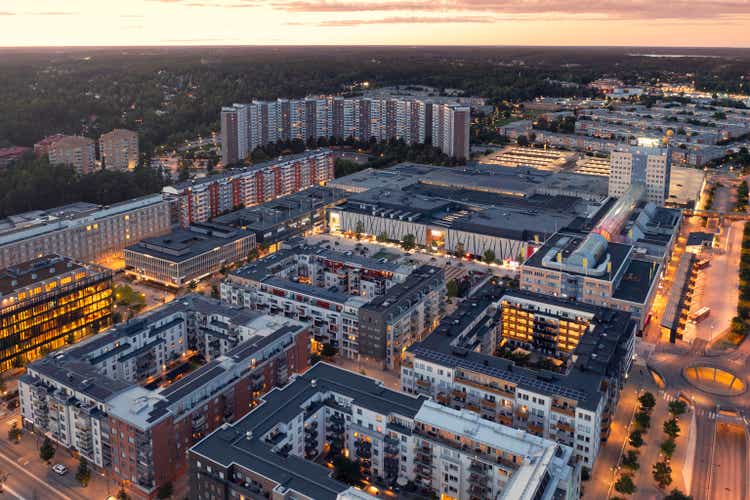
52;464;68;475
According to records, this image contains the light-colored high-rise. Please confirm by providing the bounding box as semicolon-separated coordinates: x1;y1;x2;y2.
609;141;672;205
48;135;96;174
99;128;139;171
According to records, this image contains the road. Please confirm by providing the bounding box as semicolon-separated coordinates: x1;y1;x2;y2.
691;407;717;500
710;422;746;500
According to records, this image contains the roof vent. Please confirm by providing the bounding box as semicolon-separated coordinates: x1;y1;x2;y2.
311;379;317;387
246;431;253;440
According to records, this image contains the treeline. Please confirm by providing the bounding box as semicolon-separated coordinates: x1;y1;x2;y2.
734;223;750;344
0;155;167;218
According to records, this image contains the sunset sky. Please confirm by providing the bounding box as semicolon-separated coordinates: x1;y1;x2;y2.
0;0;748;47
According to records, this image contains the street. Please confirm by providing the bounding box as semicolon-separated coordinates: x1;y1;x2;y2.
710;422;746;500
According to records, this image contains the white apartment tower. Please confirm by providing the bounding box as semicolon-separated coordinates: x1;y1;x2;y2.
609;142;672;205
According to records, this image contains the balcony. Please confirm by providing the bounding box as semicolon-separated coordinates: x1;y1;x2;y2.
466;402;480;413
451;390;466;401
480;399;496;410
498;414;513;426
415;378;431;389
556;421;574;434
552;404;576;417
528;422;544;435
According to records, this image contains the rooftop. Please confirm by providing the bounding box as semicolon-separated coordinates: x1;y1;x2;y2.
126;222;252;262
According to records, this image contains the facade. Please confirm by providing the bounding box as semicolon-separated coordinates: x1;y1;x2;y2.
213;186;347;250
0;255;113;371
33;134;67;156
401;285;636;470
0;147;31;168
99;129;139;171
188;362;579;500
48;135;97;174
0;196;172;269
19;294;309;497
221;239;444;369
609;142;672;206
162;149;335;227
221;98;470;164
124;222;256;287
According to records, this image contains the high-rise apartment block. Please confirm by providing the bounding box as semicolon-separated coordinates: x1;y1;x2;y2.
99;128;139;171
220;97;470;165
0;196;172;269
0;255;113;371
162;150;334;227
609;141;672;205
19;294;309;497
48;135;97;174
188;363;579;500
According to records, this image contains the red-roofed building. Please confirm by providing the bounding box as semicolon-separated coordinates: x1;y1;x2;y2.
33;134;67;156
0;146;31;168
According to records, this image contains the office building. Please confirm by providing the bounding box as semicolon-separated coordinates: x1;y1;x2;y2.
220;98;471;164
19;294;309;497
99;129;139;171
221;239;444;369
213;186;347;250
0;196;172;269
402;285;636;469
124;222;256;287
0;255;113;371
162;149;334;227
188;362;579;500
609;141;672;206
48;135;97;174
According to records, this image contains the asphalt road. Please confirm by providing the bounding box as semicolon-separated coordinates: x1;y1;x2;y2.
710;422;746;500
691;408;717;500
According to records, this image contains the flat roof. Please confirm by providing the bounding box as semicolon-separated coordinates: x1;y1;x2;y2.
612;259;660;304
126;223;252;263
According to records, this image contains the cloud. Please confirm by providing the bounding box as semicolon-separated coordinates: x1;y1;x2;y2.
292;15;508;26
26;11;78;16
271;0;750;20
148;0;259;6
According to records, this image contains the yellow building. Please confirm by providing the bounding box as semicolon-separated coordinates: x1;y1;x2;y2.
0;255;113;370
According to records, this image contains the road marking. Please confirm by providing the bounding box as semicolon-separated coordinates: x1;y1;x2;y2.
0;450;73;500
3;483;27;500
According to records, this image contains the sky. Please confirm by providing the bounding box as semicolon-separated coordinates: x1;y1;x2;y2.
0;0;748;47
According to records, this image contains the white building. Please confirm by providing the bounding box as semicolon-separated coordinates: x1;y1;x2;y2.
609;141;672;205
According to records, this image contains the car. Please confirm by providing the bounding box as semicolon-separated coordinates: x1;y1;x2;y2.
52;464;68;475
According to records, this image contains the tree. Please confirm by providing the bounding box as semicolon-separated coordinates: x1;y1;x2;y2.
482;249;496;265
156;482;174;499
454;242;466;258
7;422;21;443
376;232;388;243
188;280;197;290
660;438;676;458
354;220;365;240
517;135;530;147
653;461;673;489
401;234;416;251
246;247;259;263
321;344;338;358
663;418;680;439
638;392;656;412
446;279;459;298
614;474;636;495
116;487;131;500
634;411;651;430
628;430;643;448
75;457;91;487
668;400;687;417
39;437;55;462
332;455;363;486
663;489;692;500
621;450;640;471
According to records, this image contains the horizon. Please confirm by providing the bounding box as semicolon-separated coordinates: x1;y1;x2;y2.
0;0;748;47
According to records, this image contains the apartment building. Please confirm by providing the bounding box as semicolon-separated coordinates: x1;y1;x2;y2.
0;196;172;269
609;141;672;206
220;98;470;164
162;149;334;227
19;294;309;497
124;222;256;287
48;135;97;174
221;239;444;369
99;128;139;171
0;255;113;371
188;362;579;500
33;134;67;156
401;285;636;469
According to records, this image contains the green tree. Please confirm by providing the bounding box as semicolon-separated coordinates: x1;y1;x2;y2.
401;234;416;251
354;220;365;240
621;450;639;471
376;232;388;243
653;461;673;489
634;411;651;430
446;279;459;298
156;482;173;499
628;430;643;448
661;438;677;458
482;249;496;264
332;455;363;486
638;392;656;412
247;247;259;263
668;400;687;417
39;437;55;462
75;457;91;487
454;242;466;258
188;280;197;290
663;489;692;500
7;422;21;443
663;418;680;439
614;474;636;495
321;344;338;358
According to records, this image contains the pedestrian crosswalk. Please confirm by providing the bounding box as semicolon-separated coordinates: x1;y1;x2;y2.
659;392;717;419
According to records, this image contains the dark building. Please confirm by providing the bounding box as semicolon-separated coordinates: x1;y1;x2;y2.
0;255;113;371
